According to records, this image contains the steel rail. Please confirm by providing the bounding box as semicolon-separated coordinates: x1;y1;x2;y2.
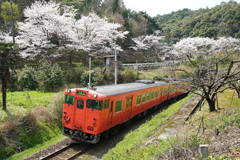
40;143;76;160
67;147;92;160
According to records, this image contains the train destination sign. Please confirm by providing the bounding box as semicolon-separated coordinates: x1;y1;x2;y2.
77;91;86;96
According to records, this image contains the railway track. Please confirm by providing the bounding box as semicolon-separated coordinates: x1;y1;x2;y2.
40;142;92;160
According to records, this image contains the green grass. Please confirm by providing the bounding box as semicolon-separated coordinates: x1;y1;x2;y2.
7;134;66;160
0;90;62;160
195;89;240;132
0;91;55;122
189;90;240;132
105;90;240;159
0;105;27;122
0;91;55;108
139;68;169;80
102;93;195;160
139;89;239;160
0;120;63;159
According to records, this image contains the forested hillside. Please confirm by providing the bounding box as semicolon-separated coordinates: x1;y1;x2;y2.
0;0;159;39
0;0;239;63
155;1;240;43
0;0;160;62
1;0;239;45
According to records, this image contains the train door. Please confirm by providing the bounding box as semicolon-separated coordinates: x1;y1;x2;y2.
125;96;133;121
74;98;85;130
107;100;114;128
159;88;163;104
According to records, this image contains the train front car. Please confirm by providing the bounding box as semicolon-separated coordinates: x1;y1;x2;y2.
62;88;104;144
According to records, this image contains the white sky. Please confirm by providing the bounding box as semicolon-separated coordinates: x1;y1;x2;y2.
123;0;240;17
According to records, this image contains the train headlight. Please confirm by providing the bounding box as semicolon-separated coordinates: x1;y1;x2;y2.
93;94;97;98
67;89;71;93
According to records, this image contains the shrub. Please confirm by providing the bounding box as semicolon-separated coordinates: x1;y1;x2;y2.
92;59;104;68
0;105;62;159
7;70;18;91
51;91;65;121
64;63;86;84
81;69;93;87
18;66;38;90
117;68;139;84
37;63;64;91
92;68;105;86
81;67;106;86
122;68;139;83
0;116;22;159
103;69;114;83
117;71;125;84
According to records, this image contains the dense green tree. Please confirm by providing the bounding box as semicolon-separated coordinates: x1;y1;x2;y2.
112;0;119;13
122;9;128;19
155;1;240;40
1;1;21;23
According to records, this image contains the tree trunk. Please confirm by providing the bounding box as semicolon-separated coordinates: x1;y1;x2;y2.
0;0;2;23
69;52;72;68
1;76;7;110
206;97;216;112
236;90;240;99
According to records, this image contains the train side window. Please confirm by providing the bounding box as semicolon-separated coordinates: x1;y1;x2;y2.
150;91;154;99
180;84;183;90
87;99;103;110
104;99;109;109
160;89;163;96
164;88;168;95
154;90;158;98
137;95;141;105
183;84;186;89
115;100;122;113
146;93;150;101
126;98;129;108
77;100;84;109
142;94;146;103
65;95;74;105
182;84;184;89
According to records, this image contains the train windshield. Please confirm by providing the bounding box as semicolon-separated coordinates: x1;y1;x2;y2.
65;95;74;105
87;99;103;110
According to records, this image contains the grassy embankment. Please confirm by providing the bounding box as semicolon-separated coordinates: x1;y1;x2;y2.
102;93;195;160
103;90;240;159
0;91;54;121
0;91;65;160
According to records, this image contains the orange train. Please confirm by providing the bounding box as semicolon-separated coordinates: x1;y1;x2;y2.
62;80;190;143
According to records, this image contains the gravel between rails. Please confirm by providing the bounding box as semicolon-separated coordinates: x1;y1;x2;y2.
23;138;73;160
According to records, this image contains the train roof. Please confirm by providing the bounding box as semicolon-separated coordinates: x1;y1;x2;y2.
83;80;183;97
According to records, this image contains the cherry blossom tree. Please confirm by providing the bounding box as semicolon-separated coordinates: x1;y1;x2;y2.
17;1;78;60
16;1;128;64
75;13;128;55
174;37;240;112
131;30;166;61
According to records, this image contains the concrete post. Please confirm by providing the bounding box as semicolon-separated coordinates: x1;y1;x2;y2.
199;144;209;158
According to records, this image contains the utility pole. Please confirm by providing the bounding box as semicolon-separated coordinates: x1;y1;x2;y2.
9;0;15;44
88;55;92;88
170;42;172;77
114;42;118;85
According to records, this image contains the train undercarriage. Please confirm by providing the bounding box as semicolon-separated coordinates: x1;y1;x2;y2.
63;127;100;144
